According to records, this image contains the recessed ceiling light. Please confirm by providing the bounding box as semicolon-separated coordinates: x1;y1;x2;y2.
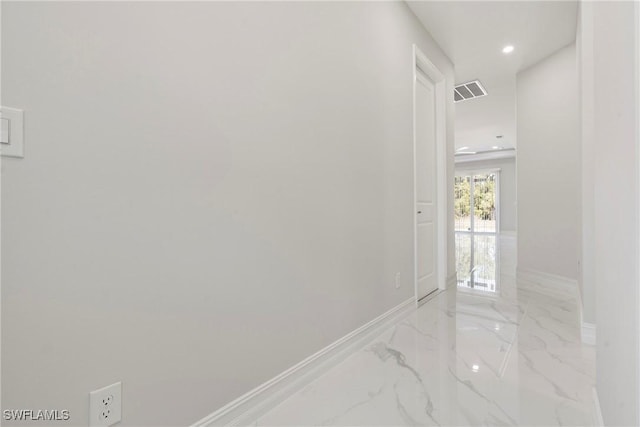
492;146;501;150
456;146;469;151
456;151;477;155
502;45;514;54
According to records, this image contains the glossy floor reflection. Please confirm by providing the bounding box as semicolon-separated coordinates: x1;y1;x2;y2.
456;233;499;294
254;235;595;426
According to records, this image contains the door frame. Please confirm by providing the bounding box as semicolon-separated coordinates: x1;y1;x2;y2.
413;45;448;304
453;170;501;295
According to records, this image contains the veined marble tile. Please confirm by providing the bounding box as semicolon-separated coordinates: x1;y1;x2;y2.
254;235;595;426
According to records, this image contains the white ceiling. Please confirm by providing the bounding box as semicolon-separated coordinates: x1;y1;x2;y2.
407;1;578;154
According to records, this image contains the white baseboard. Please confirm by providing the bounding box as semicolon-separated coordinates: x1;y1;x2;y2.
191;297;416;427
592;387;604;426
581;322;596;346
516;267;579;300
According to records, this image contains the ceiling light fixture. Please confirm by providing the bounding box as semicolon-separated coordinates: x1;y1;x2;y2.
502;45;514;54
492;146;501;150
456;151;477;155
456;146;469;151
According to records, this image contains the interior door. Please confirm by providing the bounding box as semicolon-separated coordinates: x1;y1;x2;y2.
415;69;438;300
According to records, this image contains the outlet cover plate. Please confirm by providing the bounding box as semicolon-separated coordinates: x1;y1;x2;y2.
89;382;122;427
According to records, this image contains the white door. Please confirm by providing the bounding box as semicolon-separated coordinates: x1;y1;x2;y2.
415;69;438;300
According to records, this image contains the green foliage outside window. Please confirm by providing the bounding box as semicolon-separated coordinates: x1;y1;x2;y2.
455;174;496;220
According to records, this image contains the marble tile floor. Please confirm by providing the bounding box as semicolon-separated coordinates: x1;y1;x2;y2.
253;236;595;426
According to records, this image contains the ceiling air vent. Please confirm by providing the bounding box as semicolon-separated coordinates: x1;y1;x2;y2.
454;80;487;103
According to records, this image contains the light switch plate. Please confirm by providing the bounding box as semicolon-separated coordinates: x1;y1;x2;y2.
0;106;24;158
0;118;9;144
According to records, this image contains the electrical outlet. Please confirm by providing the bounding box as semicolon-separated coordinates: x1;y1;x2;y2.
89;382;122;427
395;272;401;289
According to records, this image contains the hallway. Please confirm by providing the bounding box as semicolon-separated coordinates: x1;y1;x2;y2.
253;236;595;426
2;2;638;426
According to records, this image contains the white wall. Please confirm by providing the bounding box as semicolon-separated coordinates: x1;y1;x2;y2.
0;2;455;426
516;44;580;280
583;2;639;425
455;157;517;233
455;75;517;152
